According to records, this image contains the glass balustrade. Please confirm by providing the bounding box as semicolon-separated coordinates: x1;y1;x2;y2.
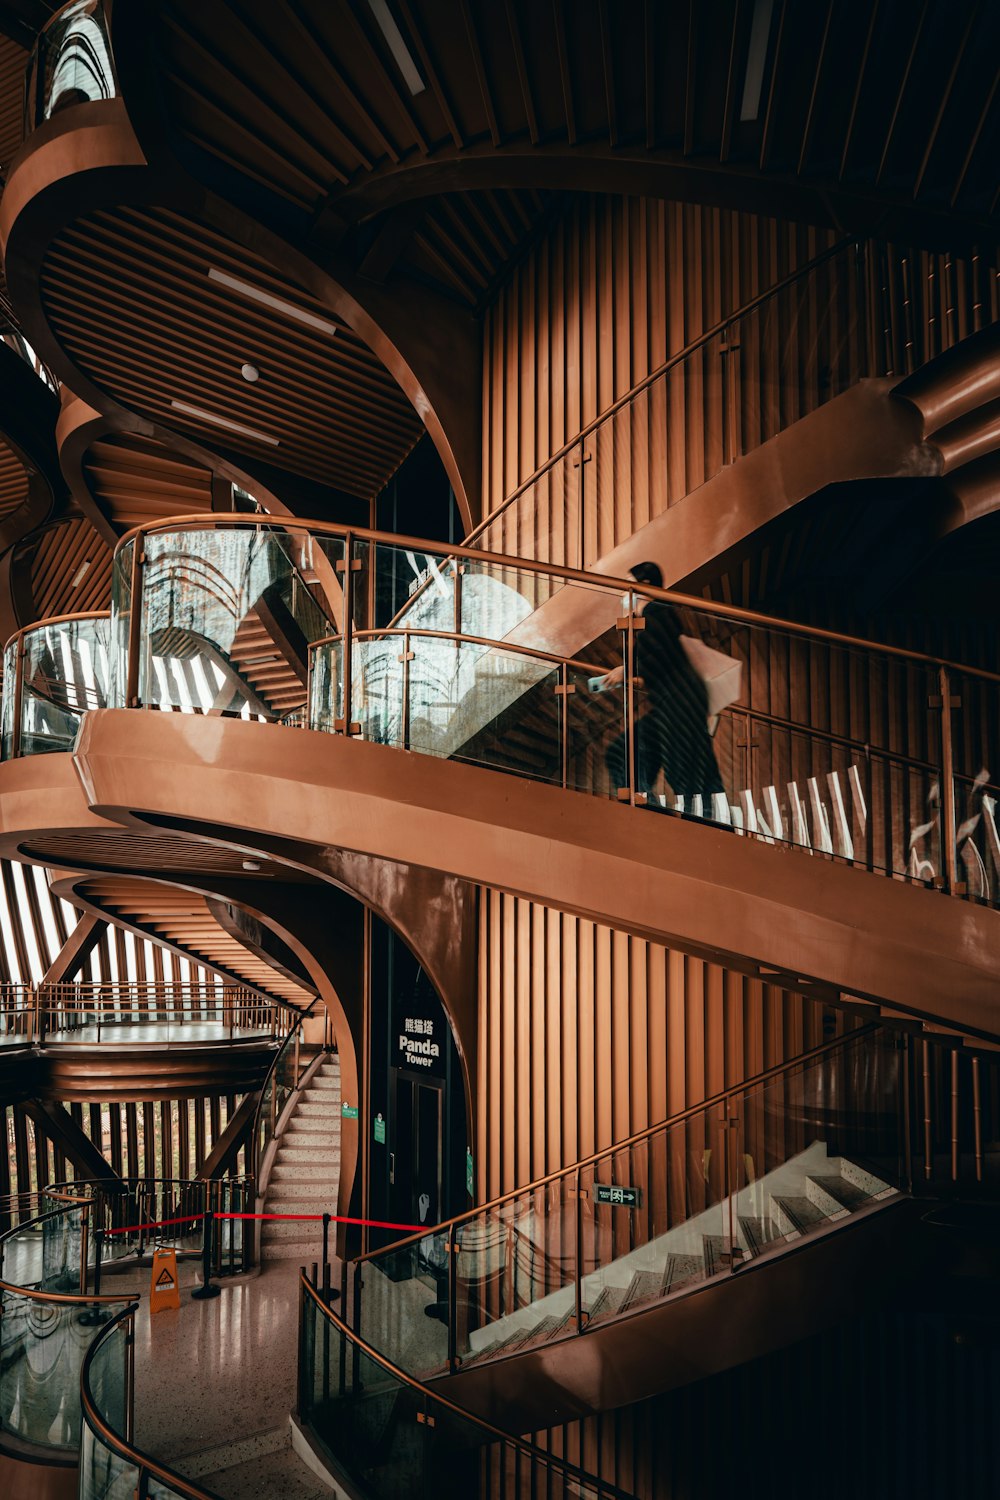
0;1202;135;1457
344;1027;902;1382
81;1306;217;1500
254;998;323;1183
25;0;117;133
5;517;996;908
1;612;111;758
299;1275;636;1500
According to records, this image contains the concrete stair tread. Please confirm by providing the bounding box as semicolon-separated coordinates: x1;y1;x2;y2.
584;1284;627;1324
771;1195;828;1234
663;1252;704;1291
808;1174;871;1212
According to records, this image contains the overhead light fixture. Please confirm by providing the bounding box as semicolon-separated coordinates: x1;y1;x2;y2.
241;363;260;382
366;0;425;95
70;559;92;588
207;267;339;337
242;859;262;872
740;0;774;122
170;399;280;447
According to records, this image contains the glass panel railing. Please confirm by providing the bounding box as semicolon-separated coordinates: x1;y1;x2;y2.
300;1275;635;1500
346;1027;901;1380
0;1203;136;1457
24;0;117;133
81;1306;218;1500
0;613;111;759
14;512;989;910
134;526;341;719
36;982;284;1045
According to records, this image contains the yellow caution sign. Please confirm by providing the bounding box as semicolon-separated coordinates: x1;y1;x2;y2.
149;1246;180;1313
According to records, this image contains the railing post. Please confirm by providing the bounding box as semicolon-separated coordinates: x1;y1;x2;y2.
937;666;961;895
574;1166;584;1333
922;1039;934;1183
618;596;644;807
11;642;24;759
902;1033;913;1194
126;533;144;707
334;533;360;736
972;1056;983;1184
950;1048;960;1184
447;1225;458;1374
400;629;412;751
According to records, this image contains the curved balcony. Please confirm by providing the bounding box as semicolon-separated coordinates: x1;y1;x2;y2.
73;515;1000;909
1;612;110;759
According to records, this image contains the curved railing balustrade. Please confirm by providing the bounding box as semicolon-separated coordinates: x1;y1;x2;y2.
81;1304;223;1500
1;611;111;759
24;0;117;134
0;1198;137;1459
35;515;995;909
0;977;291;1046
299;1274;637;1500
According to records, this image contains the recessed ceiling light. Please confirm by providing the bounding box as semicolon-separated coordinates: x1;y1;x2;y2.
207;268;339;337
170;399;280;446
242;859;262;872
740;0;774;122
70;559;92;588
241;363;260;382
366;0;426;96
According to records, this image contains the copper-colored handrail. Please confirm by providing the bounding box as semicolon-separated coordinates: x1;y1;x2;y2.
463;235;861;546
312;624;606;675
81;1303;225;1500
107;514;1000;688
299;1274;640;1500
354;1022;879;1265
251;995;321;1183
1;609;111;654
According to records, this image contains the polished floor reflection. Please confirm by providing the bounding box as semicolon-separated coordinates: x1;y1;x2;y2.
133;1258;330;1498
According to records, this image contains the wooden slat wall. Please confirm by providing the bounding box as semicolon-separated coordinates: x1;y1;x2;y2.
479;197;1000;565
476;890;838;1203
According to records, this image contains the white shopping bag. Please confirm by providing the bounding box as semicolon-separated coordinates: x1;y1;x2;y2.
680;636;743;717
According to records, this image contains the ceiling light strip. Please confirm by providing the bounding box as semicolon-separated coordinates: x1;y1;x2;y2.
169;399;280;446
206;268;339;337
366;0;426;96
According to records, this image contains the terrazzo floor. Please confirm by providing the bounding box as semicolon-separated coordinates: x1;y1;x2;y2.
132;1258;332;1498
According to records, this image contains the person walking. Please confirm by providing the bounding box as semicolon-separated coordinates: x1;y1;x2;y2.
600;561;725;815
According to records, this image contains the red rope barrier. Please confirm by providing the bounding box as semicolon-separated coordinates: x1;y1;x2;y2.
103;1210;424;1236
104;1213;202;1236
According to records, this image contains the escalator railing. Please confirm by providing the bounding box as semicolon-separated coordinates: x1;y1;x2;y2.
6;517;999;905
340;1025;994;1386
298;1274;637;1500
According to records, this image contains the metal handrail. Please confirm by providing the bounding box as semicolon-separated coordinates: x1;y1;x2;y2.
354;1023;879;1265
299;1274;640;1500
312;624;605;674
251;994;322;1184
463;234;861;547
81;1303;224;1500
108;514;1000;688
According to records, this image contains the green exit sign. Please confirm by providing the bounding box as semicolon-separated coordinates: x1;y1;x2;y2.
341;1103;359;1119
593;1183;641;1208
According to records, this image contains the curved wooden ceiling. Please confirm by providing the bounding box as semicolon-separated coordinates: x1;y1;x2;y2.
143;0;1000;259
42;204;423;501
82;432;216;533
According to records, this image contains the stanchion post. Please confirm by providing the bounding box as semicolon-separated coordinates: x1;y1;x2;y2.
191;1209;221;1299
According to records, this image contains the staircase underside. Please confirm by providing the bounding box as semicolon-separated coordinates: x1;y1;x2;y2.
64;712;1000;1042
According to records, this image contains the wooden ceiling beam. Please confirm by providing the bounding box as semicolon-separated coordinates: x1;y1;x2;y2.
551;0;577;146
874;0;931;188
797;0;835;176
505;0;539;147
461;0;501;148
599;0;618;149
838;0;882;182
913;2;981;202
396;0;463;150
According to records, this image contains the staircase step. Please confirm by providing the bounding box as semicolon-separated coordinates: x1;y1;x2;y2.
738;1215;780;1257
769;1195;828;1238
838;1159;894;1199
295;1102;343;1117
307;1075;341;1091
617;1269;662;1315
276;1145;340;1162
262;1219;327;1240
584;1284;627;1325
282;1127;341;1144
271;1163;342;1182
663;1252;703;1292
805;1174;868;1218
702;1235;744;1277
267;1181;341;1200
